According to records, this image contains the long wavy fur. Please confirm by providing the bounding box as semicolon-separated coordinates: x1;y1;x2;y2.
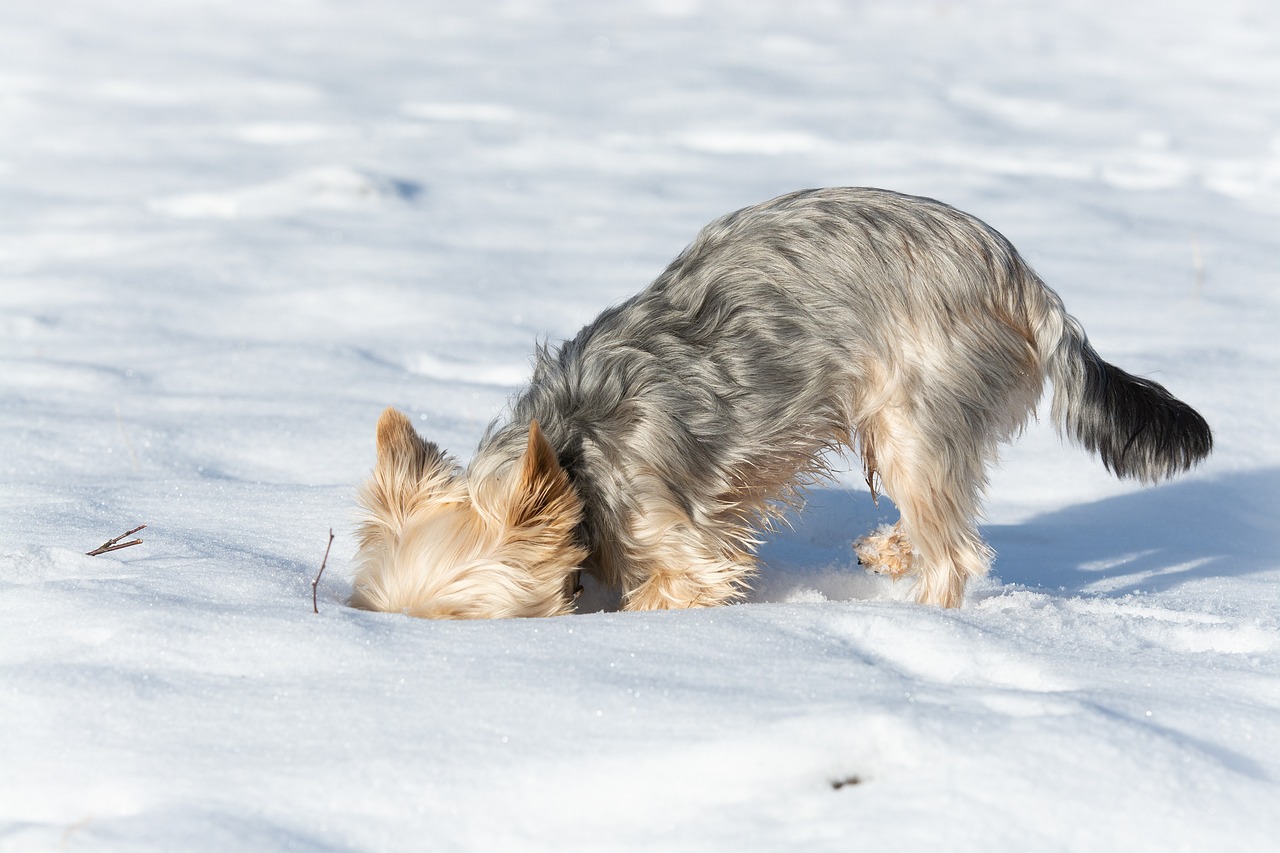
351;188;1211;616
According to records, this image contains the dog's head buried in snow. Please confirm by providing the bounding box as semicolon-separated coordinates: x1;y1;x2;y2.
350;410;587;619
349;187;1212;619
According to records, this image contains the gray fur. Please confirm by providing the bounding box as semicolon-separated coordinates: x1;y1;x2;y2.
464;187;1212;609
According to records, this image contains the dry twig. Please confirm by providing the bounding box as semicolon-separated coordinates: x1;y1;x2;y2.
86;525;146;556
312;528;335;613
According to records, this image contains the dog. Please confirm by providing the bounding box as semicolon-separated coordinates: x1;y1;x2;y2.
349;188;1212;617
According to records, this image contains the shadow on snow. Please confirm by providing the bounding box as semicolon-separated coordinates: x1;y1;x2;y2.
751;467;1278;603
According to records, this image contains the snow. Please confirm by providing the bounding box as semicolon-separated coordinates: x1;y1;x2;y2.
2;0;1279;850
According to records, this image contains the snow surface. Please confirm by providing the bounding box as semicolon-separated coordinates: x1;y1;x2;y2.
3;0;1280;850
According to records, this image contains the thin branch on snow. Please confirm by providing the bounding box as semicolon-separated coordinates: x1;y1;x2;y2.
312;528;334;614
86;525;147;556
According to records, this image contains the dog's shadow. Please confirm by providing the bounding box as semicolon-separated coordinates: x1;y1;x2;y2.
977;467;1278;599
580;468;1278;609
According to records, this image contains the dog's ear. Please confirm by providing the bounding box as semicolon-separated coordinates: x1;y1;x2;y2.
508;420;581;529
375;407;446;481
360;408;454;545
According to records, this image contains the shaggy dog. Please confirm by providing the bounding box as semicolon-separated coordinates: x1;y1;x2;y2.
349;188;1211;617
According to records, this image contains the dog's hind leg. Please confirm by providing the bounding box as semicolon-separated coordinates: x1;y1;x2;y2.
859;407;994;608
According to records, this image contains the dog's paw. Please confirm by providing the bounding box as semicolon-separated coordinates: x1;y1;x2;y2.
854;522;916;578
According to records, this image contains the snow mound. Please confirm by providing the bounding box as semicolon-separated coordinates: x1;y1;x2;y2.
404;352;531;388
401;101;523;123
149;166;422;220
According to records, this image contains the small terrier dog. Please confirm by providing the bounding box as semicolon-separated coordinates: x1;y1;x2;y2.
350;188;1212;617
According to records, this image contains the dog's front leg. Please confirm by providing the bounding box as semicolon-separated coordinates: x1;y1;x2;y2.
612;485;756;610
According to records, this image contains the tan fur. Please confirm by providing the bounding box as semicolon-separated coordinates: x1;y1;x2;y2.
349;410;586;619
854;520;916;578
614;474;755;610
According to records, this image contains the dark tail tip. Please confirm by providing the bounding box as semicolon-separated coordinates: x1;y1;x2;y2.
1078;362;1212;483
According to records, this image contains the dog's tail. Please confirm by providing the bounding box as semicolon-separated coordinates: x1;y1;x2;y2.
1028;281;1212;483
